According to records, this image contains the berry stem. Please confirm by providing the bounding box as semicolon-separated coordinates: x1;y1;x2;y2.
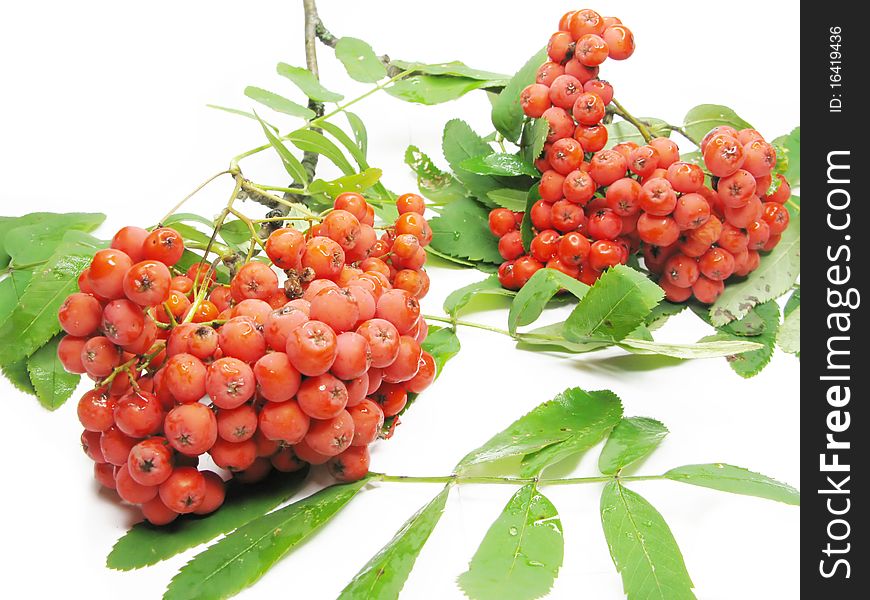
376;473;667;486
665;124;702;147
158;170;232;226
609;98;652;143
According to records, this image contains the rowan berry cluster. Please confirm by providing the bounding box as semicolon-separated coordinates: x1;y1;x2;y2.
491;8;791;304
59;191;436;525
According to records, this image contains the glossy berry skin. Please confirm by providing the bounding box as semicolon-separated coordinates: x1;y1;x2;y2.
142;228;184;267
114;391;164;438
562;170;596;205
207;357;255;409
159;467;206;514
589;150;628;187
692;276;725;304
761;202;790;235
58;335;87;374
540;107;573;144
265;227;306;270
115;464;159;504
698;248;736;281
489;208;517;237
639;178;677;216
583;79;613;105
375;289;420;335
382;336;422;383
548;138;585;175
253;351;301;402
356;318;400;368
78;388;116;432
703;134;745;178
574;34;608;66
530;230;561;263
164;402;218;456
628;146;660;178
587;209;622;240
141;497;179;525
111;226;149;263
123;260;171;306
395;193;425;215
666;162;704;193
100;426;138;466
127;437;174;486
302;236;346;279
328;446;371;483
548;74;584;110
636;214;680;247
88;249;133;299
574;123;608;153
406;351;436;394
58;292;102;337
101;299;145;346
218;317;267;363
662;254;700;288
305;410;355;457
209;438;258;472
673;193;711;230
547;30;575;64
520;83;552;118
572;92;606;125
258;400;310;444
550;200;586;233
569;8;605;39
81;336;121;378
163;353;207;404
588;240;623;271
216;404;258;442
285;320;338;376
605;178;642;217
717;169;756;208
310;287;359;333
602;24;635;59
558;232;591;266
742;140;777;177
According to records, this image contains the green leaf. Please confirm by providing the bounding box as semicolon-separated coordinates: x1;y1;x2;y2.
386;75;492;105
206;105;279;131
772;127;800;186
457;387;623;477
107;470;308;570
2;359;36;395
216;220;250;248
443;274;515;318
174;251;229;285
163;213;217;230
457;484;563;600
486;188;528;211
709;209;800;325
253;112;309;185
421;325;461;377
391;60;509;83
777;305;800;357
683;104;753;144
3;213;105;265
26;335;80;410
618;338;763;359
701;301;780;378
601;481;696;600
508;268;590;335
520;117;549;167
286;128;356;176
598;417;669;475
169;223;213;247
339;485;450;600
606;118;670;148
645;300;685;331
664;464;800;506
460;153;539;177
244;86;315;119
276;63;344;102
0;238;96;367
404;145;468;205
307;168;382;198
318;120;368;169
428;196;502;264
515;321;611;354
0;217;17;268
334;37;387;83
563;265;664;343
0;268;33;326
784;286;800;317
442;119;518;203
164;476;370;600
491;48;547;143
520;184;540;252
345;111;368;157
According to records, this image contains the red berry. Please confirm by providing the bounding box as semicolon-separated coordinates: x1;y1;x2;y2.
265;227;306;270
111;226;149;263
164;403;218;455
639;178;677;216
589;149;628;186
588;239;623;271
574;34;608;67
692;276;725;304
703;134;745;177
698;248;736;281
558;232;591;266
128;437;174;486
58;292;102;337
285;320;338;376
673;193;711;230
258;400;310;444
305;410;355;457
88;249;133;299
602;25;635;60
159;467;206;513
142;228;184;267
328;446;371;483
636;214;680;247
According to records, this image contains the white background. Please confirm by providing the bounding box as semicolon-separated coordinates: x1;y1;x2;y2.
1;2;800;599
